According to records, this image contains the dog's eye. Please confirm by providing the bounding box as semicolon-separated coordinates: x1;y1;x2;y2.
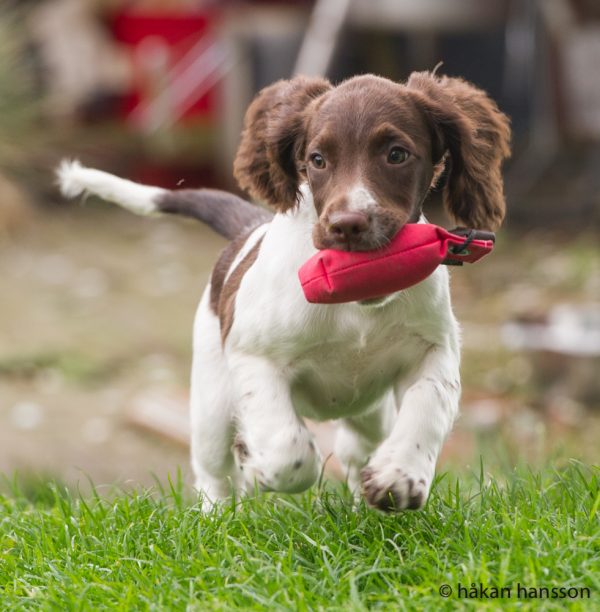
387;147;409;164
310;153;326;169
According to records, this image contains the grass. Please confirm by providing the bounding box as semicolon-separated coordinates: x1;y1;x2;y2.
0;463;598;610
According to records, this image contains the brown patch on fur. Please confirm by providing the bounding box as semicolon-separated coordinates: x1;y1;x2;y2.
305;75;439;250
233;76;331;212
217;236;264;343
407;72;511;231
209;230;255;314
157;189;272;240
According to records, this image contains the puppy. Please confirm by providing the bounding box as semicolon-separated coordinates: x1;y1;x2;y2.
58;71;510;512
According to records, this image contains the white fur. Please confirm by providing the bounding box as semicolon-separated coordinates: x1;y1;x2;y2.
57;160;165;215
347;182;377;214
189;287;240;510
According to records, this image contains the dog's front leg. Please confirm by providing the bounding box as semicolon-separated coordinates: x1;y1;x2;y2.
228;353;321;494
361;341;461;511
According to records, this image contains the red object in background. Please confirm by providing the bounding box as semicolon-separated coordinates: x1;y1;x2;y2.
110;10;220;122
298;224;495;304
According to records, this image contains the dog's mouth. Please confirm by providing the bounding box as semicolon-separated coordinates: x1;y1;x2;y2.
312;225;397;252
312;208;409;252
323;241;387;253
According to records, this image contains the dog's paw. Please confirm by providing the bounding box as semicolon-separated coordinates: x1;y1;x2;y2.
360;458;432;512
232;432;321;494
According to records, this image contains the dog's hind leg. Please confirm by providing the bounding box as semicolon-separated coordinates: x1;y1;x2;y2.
190;289;239;511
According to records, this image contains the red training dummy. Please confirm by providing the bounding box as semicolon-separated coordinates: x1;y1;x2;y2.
298;224;495;304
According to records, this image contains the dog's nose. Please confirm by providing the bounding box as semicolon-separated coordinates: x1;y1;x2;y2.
328;211;370;242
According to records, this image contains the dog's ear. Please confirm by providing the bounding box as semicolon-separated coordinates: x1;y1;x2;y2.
407;71;511;231
233;76;331;212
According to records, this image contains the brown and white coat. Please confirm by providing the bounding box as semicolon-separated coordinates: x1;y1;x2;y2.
59;71;510;511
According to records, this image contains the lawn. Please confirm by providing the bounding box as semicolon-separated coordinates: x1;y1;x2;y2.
1;462;598;610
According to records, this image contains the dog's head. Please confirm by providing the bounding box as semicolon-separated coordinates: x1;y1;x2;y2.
234;72;510;251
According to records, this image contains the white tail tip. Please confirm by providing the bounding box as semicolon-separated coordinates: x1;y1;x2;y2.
57;159;87;198
55;159;165;216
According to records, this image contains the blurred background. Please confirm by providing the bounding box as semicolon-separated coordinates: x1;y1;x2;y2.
0;0;598;492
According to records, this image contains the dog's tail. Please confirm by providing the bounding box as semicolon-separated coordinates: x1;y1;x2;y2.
56;160;272;240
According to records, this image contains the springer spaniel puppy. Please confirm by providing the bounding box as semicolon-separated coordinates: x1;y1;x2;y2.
59;71;510;512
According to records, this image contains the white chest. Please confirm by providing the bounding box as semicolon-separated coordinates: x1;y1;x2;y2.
232;276;437;419
287;316;431;419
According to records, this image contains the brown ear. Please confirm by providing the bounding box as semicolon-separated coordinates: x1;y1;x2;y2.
233;76;331;212
407;71;511;231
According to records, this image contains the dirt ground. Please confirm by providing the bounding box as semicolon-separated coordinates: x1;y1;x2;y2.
1;198;598;492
